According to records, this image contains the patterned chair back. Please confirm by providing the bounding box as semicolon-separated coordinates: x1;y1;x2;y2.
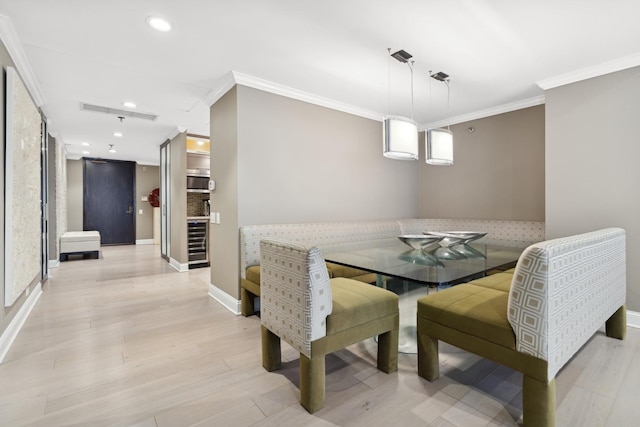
260;239;334;358
508;227;626;379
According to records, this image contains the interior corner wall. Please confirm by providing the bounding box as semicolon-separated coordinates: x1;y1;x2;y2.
209;85;421;301
419;105;545;221
545;66;640;311
135;164;159;241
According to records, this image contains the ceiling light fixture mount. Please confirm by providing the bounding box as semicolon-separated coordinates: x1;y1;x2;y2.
390;49;412;63
430;71;449;82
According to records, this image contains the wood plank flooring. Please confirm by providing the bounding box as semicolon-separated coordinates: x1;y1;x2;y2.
0;244;638;426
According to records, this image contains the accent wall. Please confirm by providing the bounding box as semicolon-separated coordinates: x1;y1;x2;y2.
545;66;640;311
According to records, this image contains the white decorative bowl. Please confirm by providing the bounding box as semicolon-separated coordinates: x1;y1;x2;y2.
424;231;487;247
398;234;444;250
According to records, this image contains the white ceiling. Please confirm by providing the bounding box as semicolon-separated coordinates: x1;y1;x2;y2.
1;0;640;165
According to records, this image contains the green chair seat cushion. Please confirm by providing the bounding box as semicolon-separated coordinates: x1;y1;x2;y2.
327;277;398;335
417;283;516;350
326;262;373;281
466;271;514;293
246;263;377;294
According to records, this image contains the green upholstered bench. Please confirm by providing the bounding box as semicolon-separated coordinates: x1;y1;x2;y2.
416;228;627;427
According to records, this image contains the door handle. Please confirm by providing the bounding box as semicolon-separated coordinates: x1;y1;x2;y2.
126;206;133;214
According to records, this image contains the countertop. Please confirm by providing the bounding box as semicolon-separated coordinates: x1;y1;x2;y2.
187;216;210;221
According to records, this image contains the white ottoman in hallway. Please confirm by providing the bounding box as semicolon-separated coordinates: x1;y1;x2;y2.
60;231;101;261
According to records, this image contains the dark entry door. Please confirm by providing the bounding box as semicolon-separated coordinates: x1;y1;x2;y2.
83;158;135;245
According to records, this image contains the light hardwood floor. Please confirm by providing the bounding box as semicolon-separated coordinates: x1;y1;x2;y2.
1;245;638;427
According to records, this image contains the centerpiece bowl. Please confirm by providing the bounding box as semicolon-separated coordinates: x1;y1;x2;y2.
398;234;444;250
424;231;487;247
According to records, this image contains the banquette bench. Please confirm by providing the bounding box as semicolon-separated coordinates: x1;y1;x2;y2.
417;228;627;427
239;218;545;316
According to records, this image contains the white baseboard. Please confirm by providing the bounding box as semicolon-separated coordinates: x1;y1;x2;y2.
208;283;241;315
627;310;640;328
0;282;43;363
135;239;154;245
48;259;59;269
169;257;189;273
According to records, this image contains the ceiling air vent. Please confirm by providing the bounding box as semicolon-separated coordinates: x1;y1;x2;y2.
80;102;158;121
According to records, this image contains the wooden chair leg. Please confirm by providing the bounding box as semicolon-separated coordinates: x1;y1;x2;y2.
377;327;399;373
417;326;440;381
261;325;281;371
606;305;626;340
300;353;325;413
522;376;556;427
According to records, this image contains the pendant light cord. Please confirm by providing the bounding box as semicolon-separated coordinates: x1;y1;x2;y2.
445;79;451;131
387;48;391;116
411;62;415;120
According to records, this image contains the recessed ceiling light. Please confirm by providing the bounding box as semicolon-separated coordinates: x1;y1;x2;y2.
109;144;117;153
113;132;123;137
81;142;91;146
82;151;90;155
147;16;172;32
123;101;136;109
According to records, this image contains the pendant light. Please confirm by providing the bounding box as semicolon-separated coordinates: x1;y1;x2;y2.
426;72;454;165
426;128;453;165
383;49;418;160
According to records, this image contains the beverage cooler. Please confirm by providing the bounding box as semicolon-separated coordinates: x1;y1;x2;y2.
187;219;208;267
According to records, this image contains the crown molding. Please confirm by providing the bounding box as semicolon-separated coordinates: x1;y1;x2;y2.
233;71;383;121
421;95;545;130
204;70;546;129
0;14;45;107
204;70;384;122
536;52;640;90
163;127;183;143
202;72;237;107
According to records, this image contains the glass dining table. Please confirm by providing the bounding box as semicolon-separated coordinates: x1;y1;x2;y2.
323;238;525;353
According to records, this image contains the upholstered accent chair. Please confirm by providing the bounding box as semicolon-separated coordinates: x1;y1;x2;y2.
260;239;399;413
417;228;627;427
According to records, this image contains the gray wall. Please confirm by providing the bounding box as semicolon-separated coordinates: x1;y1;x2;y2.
66;159;83;231
419;105;545;221
210;85;420;299
545;66;640;311
210;87;240;300
135;164;159;241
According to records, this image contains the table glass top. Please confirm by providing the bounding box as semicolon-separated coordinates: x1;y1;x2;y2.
323;238;524;286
